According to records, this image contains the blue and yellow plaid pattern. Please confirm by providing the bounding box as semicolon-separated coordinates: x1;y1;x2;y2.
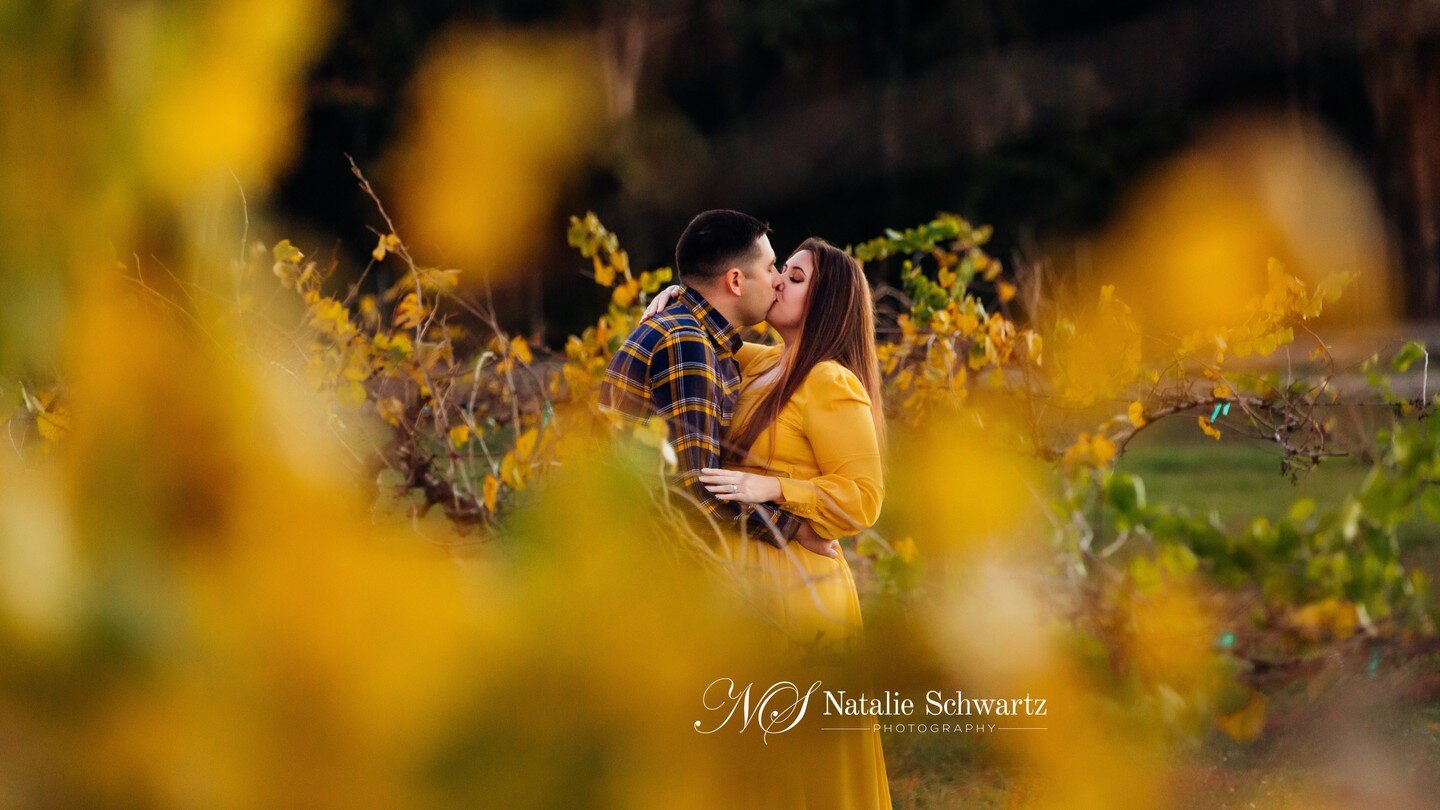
599;286;801;548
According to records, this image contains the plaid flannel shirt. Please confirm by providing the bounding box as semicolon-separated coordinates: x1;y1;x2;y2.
598;286;803;548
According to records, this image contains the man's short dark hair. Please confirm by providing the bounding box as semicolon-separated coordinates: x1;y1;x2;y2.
675;209;770;283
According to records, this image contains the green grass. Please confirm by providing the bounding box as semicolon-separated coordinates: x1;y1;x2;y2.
1114;416;1372;530
1119;439;1371;528
1115;424;1438;552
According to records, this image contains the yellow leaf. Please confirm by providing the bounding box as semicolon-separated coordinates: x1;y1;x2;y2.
997;281;1016;302
510;336;533;364
35;403;71;444
1024;332;1043;366
449;424;470;448
342;348;372;382
611;279;639;308
514;427;538;460
339;382;368;411
304;353;330;388
376;396;405;426
1198;415;1222;440
1289;597;1358;641
273;260;300;288
895;368;914;391
500;452;525;489
956;308;979;334
977;251;1002;281
1127;401;1147;429
416;266;460;294
373;331;414;360
592;255;615;287
273;239;304;265
395;292;427;330
1215;689;1267;742
1091;433;1116;466
309;296;356;340
893;537;918;564
1060;431;1117;474
483;474;500;511
372;232;400;262
1212;383;1231;399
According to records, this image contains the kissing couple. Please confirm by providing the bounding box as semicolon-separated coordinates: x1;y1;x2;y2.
598;209;892;808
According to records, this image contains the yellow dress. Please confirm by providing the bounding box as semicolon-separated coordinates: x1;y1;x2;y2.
718;342;892;810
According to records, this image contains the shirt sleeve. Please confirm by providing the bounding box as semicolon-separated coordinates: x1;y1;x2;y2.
776;363;884;540
648;329;801;548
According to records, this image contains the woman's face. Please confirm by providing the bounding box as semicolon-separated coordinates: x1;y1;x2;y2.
766;248;814;331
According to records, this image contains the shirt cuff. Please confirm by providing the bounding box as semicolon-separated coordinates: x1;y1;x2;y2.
745;504;792;548
778;477;819;518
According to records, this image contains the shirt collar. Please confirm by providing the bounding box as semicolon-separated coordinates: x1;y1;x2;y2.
678;285;742;357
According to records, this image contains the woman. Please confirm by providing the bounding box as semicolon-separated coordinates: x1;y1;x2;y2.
643;237;891;810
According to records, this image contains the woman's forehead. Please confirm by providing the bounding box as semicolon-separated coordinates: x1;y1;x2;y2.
783;249;814;271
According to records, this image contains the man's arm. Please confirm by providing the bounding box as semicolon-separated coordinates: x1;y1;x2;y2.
648;328;801;548
738;481;804;548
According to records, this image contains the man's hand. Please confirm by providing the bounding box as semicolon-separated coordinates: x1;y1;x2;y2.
792;521;839;559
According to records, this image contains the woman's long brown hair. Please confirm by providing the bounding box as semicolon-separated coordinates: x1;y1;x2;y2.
724;237;886;466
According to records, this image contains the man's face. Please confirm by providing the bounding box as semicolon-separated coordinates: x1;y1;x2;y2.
734;234;780;327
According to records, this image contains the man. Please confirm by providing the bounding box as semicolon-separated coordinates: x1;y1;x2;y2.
599;209;826;552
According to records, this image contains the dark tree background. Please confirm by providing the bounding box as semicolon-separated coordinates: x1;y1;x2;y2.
275;0;1440;343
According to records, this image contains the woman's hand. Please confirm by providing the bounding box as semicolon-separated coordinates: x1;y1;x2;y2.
642;284;684;321
699;467;783;504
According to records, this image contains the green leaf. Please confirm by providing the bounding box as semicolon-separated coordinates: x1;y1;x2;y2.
1157;542;1199;576
1392;340;1427;373
1340;497;1363;541
1105;471;1146;516
1419;488;1440;525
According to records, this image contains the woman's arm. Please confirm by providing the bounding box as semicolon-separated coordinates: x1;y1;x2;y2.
644;287;780;376
777;363;884;540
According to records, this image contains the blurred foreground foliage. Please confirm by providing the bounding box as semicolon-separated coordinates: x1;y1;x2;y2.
3;0;1439;805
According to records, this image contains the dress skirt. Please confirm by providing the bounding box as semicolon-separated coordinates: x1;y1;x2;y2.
716;533;893;810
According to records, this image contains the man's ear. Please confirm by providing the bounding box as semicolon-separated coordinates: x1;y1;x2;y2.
722;267;744;297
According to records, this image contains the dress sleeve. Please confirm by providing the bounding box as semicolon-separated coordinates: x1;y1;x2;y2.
776;363;884;540
733;341;778;374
